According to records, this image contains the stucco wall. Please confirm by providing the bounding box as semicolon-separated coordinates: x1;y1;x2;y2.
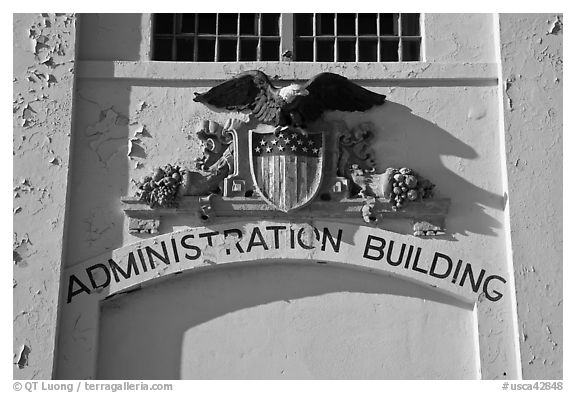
55;13;521;380
98;263;478;379
12;12;563;380
497;13;563;379
13;13;77;378
424;14;495;62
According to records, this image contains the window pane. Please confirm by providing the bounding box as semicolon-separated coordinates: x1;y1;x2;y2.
401;13;420;36
337;13;355;35
337;39;355;61
240;14;257;35
197;38;215;61
218;39;237;61
380;39;399;61
295;14;313;36
358;39;377;61
316;14;334;36
154;38;173;60
295;39;313;61
180;14;196;33
402;39;420;61
317;39;334;61
261;13;280;36
197;14;216;34
261;39;280;60
155;14;174;34
358;14;377;35
379;13;397;36
240;39;257;60
218;14;238;35
176;38;195;61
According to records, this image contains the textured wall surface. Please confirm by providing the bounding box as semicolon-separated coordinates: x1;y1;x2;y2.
424;14;495;63
55;13;522;380
78;14;151;61
498;14;563;379
13;13;77;378
98;264;477;379
11;12;562;380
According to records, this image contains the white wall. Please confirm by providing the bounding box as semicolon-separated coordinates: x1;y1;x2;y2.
11;13;562;380
98;262;477;379
13;13;77;379
60;13;520;379
497;13;563;379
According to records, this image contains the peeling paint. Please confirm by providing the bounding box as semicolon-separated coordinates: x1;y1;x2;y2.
499;13;562;379
14;12;77;379
15;345;31;369
547;16;562;35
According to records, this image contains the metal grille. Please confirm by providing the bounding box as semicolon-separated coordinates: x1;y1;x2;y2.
152;13;421;62
293;13;421;62
153;13;281;61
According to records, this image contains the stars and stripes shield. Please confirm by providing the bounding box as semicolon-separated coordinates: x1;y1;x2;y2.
249;128;324;212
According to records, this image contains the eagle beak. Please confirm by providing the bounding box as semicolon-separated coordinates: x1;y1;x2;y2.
299;89;310;96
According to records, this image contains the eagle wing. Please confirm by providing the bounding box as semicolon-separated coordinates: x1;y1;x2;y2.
193;70;283;124
305;72;386;111
288;72;386;126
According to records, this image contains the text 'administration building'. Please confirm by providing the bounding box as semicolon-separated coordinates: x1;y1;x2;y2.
13;13;562;380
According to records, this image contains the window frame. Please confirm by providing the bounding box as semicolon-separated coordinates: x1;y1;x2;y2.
151;13;423;63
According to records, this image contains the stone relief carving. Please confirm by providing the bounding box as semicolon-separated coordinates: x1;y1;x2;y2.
122;71;450;237
187;119;236;196
134;164;186;208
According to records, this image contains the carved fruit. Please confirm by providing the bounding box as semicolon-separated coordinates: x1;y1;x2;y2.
153;168;165;181
407;189;419;201
393;187;402;195
172;172;181;181
401;187;408;192
399;168;412;175
405;175;417;188
393;173;405;183
149;180;157;189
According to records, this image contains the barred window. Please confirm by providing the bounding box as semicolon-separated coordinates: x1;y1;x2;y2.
153;13;421;62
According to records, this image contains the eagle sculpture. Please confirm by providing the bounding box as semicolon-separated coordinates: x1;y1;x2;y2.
193;70;386;133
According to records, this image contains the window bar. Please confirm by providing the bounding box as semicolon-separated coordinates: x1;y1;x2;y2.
312;13;317;62
376;13;381;62
419;14;424;61
355;13;359;62
215;14;220;61
333;13;337;62
236;13;241;61
397;13;403;62
172;14;179;60
280;13;293;61
256;14;262;61
193;14;199;61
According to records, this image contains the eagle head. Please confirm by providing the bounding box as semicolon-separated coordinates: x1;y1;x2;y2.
279;84;309;103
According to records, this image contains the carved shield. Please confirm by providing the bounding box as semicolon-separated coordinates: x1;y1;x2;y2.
249;128;324;212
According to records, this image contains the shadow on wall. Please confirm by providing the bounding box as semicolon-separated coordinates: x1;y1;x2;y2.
78;14;144;61
163;99;504;238
327;101;505;237
96;261;473;379
64;67;133;264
